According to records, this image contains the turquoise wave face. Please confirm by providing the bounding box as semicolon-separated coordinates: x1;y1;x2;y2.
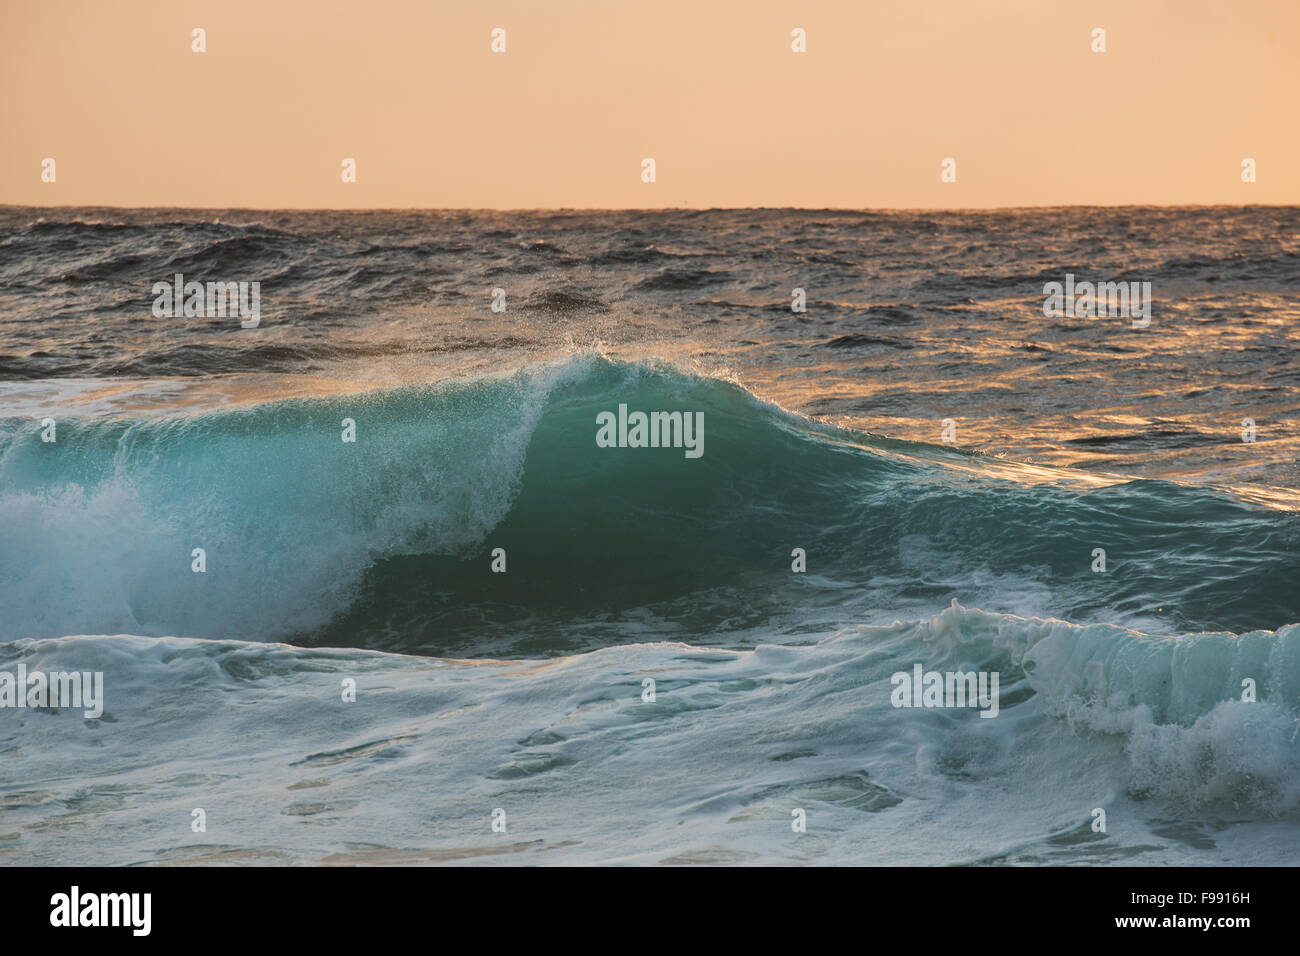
2;355;1298;652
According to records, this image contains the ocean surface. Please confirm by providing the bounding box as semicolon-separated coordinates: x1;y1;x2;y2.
1;205;1298;865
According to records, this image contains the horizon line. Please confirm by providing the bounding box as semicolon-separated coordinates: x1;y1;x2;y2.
3;202;1296;214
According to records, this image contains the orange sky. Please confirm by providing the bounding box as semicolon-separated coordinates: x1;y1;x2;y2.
2;0;1296;208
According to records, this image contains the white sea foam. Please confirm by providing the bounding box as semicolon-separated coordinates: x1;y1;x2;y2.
3;602;1295;866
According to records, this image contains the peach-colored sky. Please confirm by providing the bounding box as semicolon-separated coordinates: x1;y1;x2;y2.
2;0;1296;208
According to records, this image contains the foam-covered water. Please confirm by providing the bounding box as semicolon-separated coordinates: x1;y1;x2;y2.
1;207;1298;864
5;604;1299;865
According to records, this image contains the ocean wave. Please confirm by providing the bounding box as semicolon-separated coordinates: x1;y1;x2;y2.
2;356;1297;648
3;601;1296;865
898;601;1300;812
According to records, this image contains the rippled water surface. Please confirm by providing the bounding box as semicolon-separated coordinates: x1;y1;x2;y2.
1;206;1298;865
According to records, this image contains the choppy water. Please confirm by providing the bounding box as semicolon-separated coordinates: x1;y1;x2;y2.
1;206;1298;865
